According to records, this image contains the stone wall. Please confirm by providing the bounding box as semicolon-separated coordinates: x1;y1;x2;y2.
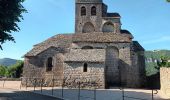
75;0;121;33
130;51;146;88
160;68;170;97
23;41;145;88
64;62;105;88
119;43;132;87
105;46;119;86
72;42;143;87
23;48;64;86
75;2;103;33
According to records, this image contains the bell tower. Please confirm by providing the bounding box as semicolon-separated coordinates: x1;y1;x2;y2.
75;0;107;33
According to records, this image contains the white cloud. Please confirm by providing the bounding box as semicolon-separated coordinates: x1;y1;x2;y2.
142;36;170;44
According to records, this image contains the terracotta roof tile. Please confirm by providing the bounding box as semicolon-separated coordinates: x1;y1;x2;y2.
65;49;105;62
25;34;72;57
132;41;145;52
107;13;121;18
72;32;133;43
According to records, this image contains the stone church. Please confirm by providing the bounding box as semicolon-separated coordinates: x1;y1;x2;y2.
23;0;146;88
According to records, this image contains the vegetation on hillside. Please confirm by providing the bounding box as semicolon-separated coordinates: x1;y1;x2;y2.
0;60;23;78
145;62;158;76
0;65;7;77
157;56;170;68
145;50;170;76
0;58;17;66
145;50;170;59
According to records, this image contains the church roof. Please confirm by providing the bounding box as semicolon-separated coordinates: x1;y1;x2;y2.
132;41;145;52
65;49;105;62
76;0;103;3
25;34;72;57
107;13;121;18
72;32;133;43
121;30;132;34
25;31;134;57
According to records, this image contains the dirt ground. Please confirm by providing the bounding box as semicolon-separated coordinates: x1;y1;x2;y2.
0;81;170;100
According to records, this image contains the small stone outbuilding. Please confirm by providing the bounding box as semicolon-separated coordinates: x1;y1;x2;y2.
23;0;146;88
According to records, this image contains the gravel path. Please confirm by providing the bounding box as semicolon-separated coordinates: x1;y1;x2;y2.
1;81;170;100
0;88;62;100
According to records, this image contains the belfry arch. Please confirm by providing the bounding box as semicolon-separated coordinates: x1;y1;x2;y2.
82;22;95;33
102;22;114;32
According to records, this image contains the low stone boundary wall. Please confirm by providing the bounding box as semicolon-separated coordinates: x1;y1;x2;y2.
160;68;170;97
0;79;21;89
0;78;21;81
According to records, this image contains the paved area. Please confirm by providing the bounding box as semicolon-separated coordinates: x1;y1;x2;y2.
24;87;170;100
1;81;170;100
0;88;62;100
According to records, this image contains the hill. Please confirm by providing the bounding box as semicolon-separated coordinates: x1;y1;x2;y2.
0;58;18;66
145;50;170;76
145;50;170;59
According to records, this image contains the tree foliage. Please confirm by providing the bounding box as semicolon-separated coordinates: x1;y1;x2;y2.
7;60;24;78
145;50;170;76
157;56;170;68
145;62;159;76
145;50;170;59
0;60;24;78
0;65;7;76
0;0;27;49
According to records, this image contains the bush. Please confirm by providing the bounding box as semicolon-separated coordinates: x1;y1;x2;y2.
157;56;170;68
0;65;7;76
0;60;24;78
146;62;159;76
7;60;24;78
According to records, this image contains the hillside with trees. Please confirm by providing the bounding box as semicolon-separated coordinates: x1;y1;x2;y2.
0;60;23;78
145;50;170;59
0;58;17;66
145;50;170;76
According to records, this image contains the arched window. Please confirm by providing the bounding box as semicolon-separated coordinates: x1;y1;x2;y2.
46;57;53;72
102;22;114;32
82;46;93;49
81;6;86;16
83;63;88;72
82;22;95;33
91;6;96;16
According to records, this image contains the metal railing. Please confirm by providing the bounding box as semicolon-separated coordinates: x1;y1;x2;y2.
0;77;160;100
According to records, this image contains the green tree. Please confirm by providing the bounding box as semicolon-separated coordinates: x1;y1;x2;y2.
167;0;170;2
157;56;170;68
7;60;24;78
0;0;27;49
145;62;159;76
0;65;7;76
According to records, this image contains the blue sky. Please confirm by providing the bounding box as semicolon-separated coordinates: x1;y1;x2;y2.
0;0;170;60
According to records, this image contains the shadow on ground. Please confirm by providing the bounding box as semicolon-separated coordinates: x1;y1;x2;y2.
25;87;170;100
0;88;62;100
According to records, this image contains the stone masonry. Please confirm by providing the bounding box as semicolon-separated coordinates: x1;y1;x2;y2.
160;68;170;97
23;0;146;88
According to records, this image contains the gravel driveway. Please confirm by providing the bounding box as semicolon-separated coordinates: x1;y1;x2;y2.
0;88;62;100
